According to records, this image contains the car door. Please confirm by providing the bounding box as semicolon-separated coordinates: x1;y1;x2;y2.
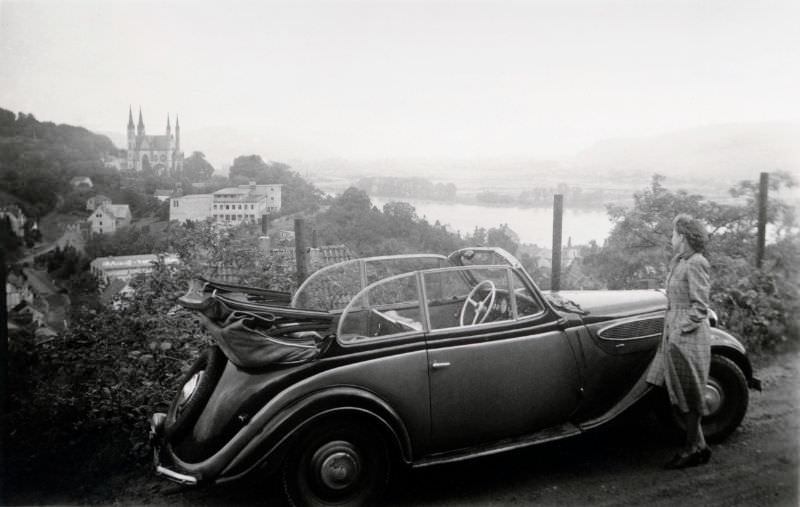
423;267;582;452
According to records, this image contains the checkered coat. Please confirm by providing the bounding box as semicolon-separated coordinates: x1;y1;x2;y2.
646;251;712;415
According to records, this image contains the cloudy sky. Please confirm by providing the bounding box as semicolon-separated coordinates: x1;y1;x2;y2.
1;0;798;164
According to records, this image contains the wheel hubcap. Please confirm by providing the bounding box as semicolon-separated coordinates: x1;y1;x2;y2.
312;441;361;491
704;379;724;415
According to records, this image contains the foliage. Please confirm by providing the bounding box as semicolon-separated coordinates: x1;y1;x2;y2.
355;176;457;201
85;224;168;259
229;155;326;216
581;173;799;349
0;108;119;216
182;151;215;182
3;221;301;487
313;188;465;256
0;215;22;257
476;183;614;209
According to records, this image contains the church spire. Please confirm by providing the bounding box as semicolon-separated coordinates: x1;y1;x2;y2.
137;107;145;135
127;106;134;129
175;114;180;150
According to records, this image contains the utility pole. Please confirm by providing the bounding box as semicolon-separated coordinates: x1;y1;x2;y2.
551;194;563;291
756;172;768;268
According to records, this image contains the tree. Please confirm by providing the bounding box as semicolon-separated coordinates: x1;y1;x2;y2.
182;151;215;182
228;155;325;216
486;224;520;255
581;173;799;349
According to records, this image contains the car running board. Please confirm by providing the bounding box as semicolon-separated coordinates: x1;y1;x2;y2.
413;422;582;468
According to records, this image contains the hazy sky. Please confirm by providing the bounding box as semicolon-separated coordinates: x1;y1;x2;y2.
1;0;799;163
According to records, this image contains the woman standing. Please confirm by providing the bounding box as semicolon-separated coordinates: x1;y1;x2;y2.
647;213;712;469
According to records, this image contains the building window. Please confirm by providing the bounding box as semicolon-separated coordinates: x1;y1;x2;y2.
213;205;217;210
225;205;230;210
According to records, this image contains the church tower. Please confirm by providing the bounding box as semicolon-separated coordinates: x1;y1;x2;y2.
137;107;145;137
127;106;136;170
175;115;181;151
125;106;183;176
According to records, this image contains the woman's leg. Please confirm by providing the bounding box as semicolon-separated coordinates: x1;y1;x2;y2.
685;411;706;450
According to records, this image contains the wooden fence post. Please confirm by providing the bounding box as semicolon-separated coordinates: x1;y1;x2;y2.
294;218;309;284
551;194;563;291
756;172;768;268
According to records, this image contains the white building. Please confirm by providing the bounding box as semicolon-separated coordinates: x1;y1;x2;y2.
70;176;93;189
90;253;180;284
169;183;282;224
86;194;112;211
87;203;131;235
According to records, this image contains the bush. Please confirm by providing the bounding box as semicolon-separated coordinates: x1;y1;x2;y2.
2;261;204;491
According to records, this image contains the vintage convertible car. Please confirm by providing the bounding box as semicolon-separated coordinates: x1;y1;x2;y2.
150;247;760;506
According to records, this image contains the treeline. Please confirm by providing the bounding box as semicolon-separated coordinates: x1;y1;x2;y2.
477;184;620;208
0;108;119;216
355;176;457;201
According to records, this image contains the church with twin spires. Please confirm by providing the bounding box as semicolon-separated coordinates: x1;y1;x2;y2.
126;106;184;177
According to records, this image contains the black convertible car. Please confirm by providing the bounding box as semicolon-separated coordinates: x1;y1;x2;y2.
150;247;760;506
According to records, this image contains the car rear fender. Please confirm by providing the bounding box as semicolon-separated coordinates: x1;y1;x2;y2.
217;386;413;482
710;327;761;390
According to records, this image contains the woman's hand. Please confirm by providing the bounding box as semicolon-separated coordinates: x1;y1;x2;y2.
680;320;700;334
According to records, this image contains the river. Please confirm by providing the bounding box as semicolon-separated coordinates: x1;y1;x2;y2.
370;196;613;246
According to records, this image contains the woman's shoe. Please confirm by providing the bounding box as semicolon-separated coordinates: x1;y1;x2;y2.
664;447;710;469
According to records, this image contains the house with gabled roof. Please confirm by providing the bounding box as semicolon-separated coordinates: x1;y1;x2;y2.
87;203;131;235
86;194;112;211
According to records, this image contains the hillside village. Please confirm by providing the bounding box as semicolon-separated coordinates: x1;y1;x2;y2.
2;108;601;341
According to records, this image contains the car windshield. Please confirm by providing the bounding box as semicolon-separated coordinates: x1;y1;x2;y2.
338;264;542;344
291;254;449;312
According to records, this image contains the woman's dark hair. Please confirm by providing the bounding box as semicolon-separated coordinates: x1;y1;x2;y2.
673;213;708;253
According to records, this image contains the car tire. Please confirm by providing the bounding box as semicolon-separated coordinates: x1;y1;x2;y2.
164;345;226;441
282;417;390;507
656;354;749;443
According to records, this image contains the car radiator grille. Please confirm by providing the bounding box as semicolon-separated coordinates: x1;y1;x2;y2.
599;317;664;340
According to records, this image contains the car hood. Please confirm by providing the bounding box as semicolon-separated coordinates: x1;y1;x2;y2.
543;290;666;320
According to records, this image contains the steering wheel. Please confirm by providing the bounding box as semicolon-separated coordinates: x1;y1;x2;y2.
459;280;497;326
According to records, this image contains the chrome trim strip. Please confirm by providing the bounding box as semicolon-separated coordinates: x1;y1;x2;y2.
155;465;198;485
413;423;581;468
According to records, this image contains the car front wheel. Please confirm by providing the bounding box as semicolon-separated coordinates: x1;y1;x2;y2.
282;417;390;507
657;354;749;443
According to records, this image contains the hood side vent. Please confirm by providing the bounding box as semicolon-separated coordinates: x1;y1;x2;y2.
599;317;664;341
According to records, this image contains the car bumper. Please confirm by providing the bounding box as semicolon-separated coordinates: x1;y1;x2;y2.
149;412;199;486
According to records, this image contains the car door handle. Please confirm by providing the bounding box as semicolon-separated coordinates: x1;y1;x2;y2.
431;361;451;369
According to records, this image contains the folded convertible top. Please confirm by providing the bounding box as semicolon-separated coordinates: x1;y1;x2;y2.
178;278;334;369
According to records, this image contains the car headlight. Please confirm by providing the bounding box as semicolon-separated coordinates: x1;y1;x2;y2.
177;371;204;410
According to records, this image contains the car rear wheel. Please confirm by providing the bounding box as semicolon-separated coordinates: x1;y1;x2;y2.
656;354;749;443
282;418;390;507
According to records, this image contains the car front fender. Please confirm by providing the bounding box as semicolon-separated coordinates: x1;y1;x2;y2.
217;385;414;482
710;327;762;391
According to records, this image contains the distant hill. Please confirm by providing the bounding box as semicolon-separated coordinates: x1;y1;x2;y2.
0;107;120;215
571;122;800;184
